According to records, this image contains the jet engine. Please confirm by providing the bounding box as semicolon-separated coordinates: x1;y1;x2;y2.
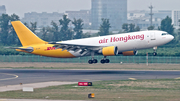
122;51;137;56
99;46;118;56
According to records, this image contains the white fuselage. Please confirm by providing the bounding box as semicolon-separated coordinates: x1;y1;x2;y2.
60;30;174;57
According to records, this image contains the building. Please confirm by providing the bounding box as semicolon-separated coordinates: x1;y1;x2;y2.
128;10;171;20
91;0;127;30
127;10;172;30
172;10;180;29
154;10;171;19
65;10;91;28
21;12;64;27
0;5;6;16
129;19;161;30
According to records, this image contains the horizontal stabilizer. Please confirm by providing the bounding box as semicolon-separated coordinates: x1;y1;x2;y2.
5;47;34;53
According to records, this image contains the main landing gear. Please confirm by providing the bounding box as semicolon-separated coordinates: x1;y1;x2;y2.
88;56;110;64
88;59;98;64
88;58;110;64
100;56;110;64
88;52;110;64
88;51;98;64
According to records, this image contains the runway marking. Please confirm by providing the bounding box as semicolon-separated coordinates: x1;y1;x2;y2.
129;78;137;80
0;73;19;81
175;77;180;80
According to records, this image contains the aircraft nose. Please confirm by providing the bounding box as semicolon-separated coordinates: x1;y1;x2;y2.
169;35;174;41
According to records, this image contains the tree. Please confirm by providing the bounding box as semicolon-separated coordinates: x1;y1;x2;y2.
10;14;20;21
9;14;20;45
98;18;111;36
135;26;140;31
30;22;37;34
0;14;11;45
24;22;29;28
72;18;84;39
177;19;180;41
159;16;174;35
59;15;72;40
122;23;129;32
0;14;21;45
147;26;155;30
129;23;135;32
41;26;51;41
122;23;140;32
51;21;59;41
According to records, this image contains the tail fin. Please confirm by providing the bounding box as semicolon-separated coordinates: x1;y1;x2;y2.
11;21;46;46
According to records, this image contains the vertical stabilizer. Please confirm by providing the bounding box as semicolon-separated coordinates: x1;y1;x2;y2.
11;21;46;46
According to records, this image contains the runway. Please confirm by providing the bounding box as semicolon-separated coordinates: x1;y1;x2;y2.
1;69;180;86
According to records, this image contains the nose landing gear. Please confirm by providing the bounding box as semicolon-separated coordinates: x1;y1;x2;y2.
153;47;157;56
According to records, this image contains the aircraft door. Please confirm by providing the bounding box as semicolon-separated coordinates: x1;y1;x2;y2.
146;33;150;45
150;32;156;40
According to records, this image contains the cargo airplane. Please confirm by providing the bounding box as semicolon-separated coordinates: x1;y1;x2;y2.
8;21;174;64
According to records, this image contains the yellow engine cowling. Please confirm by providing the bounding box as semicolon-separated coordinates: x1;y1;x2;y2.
102;46;118;56
122;51;137;56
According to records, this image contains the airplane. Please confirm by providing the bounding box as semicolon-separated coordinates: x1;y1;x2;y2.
8;21;174;64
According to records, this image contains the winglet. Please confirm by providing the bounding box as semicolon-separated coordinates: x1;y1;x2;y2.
11;21;46;46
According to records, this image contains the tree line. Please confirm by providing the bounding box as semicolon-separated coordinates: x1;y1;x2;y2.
0;14;115;46
0;14;85;45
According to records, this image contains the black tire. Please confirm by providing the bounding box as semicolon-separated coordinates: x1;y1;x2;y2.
88;60;93;64
105;59;110;63
153;52;157;56
93;59;98;63
100;59;105;64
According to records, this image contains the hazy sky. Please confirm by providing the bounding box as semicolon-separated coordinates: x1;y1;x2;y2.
1;0;180;18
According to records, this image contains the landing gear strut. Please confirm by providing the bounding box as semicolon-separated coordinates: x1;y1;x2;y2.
153;47;157;56
100;56;110;64
88;51;98;64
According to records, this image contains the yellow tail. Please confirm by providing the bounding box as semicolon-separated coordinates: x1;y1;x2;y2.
11;21;46;46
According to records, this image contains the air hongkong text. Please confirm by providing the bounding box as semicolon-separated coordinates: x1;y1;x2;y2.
99;34;144;44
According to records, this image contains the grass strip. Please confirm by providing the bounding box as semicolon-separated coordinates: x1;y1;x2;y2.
0;79;180;101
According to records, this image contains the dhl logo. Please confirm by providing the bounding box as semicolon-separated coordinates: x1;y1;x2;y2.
45;47;56;51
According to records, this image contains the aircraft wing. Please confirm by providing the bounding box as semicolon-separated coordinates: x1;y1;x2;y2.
49;42;109;56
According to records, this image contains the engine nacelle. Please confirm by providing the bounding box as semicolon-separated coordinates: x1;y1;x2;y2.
122;51;137;56
101;46;118;56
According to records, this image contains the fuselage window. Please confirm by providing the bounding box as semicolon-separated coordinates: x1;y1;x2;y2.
162;33;168;36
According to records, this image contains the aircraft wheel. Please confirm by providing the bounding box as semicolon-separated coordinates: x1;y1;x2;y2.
93;59;98;63
88;60;93;64
105;59;110;63
153;52;157;56
100;59;105;64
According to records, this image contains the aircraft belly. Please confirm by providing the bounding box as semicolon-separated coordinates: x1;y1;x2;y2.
31;44;76;58
69;51;82;57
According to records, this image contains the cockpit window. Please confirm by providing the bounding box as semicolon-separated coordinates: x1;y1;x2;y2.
162;33;168;35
